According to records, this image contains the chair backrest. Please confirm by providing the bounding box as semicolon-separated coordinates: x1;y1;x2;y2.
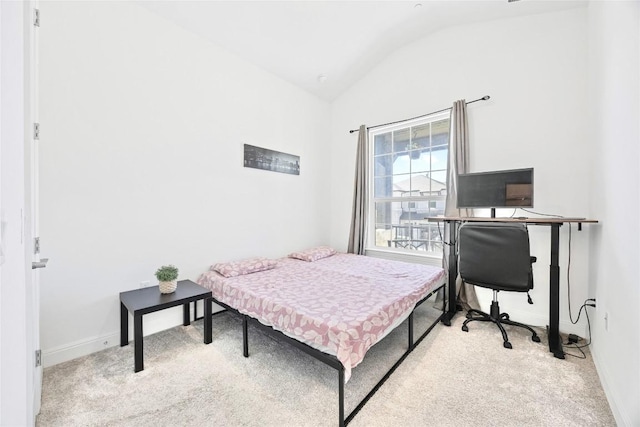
458;222;532;292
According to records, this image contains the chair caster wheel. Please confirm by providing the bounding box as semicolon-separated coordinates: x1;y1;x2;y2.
503;341;512;349
532;335;541;343
462;325;469;332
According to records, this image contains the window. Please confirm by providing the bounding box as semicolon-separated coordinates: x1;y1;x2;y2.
369;113;450;254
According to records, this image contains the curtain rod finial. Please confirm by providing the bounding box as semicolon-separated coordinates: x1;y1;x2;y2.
482;95;490;100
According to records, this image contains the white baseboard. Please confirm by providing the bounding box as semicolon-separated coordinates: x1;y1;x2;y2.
43;308;185;368
42;301;225;368
591;346;627;426
42;332;122;368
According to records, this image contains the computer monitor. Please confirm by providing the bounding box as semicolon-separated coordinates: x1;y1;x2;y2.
457;168;534;217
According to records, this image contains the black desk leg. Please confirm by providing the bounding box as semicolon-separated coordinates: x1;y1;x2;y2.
134;313;144;372
120;303;128;347
442;220;458;326
549;223;565;359
183;302;190;326
204;297;212;344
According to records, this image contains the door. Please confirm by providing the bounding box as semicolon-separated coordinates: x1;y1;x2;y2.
28;0;43;415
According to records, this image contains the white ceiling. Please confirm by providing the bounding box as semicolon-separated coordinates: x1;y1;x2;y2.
138;0;587;101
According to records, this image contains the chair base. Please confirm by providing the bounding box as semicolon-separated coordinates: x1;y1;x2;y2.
461;301;541;349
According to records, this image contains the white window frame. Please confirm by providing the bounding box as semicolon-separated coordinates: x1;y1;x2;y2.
366;112;450;261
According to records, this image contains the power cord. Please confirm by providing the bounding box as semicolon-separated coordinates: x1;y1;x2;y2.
519;208;566;218
566;223;579;324
563;299;595;359
436;220;454;247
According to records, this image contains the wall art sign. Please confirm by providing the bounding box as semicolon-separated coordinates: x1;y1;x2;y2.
243;144;300;175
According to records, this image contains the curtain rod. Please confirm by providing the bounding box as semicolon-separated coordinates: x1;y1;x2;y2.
348;95;490;134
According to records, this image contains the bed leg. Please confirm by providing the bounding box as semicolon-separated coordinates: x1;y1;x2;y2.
243;316;249;358
338;367;345;427
408;312;414;350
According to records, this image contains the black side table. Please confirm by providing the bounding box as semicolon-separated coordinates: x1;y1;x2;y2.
120;279;212;372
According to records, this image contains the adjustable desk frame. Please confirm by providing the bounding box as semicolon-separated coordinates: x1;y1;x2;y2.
434;216;597;359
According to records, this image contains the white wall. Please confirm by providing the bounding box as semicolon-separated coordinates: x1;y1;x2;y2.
330;7;593;335
38;1;331;366
587;2;639;425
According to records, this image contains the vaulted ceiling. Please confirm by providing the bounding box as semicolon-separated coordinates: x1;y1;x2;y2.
138;1;587;101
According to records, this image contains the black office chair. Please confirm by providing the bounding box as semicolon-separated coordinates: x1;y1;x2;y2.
458;222;541;349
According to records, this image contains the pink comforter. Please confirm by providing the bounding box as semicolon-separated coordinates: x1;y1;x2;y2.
197;253;445;381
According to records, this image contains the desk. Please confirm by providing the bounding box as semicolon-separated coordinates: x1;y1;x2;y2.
430;216;597;359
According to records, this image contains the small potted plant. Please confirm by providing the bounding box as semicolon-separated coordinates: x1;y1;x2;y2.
155;264;179;294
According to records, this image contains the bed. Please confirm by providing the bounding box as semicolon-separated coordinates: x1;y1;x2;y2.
197;249;446;426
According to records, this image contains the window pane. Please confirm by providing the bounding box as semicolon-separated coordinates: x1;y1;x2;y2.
430;170;446;185
374;176;394;197
415;173;431;194
410;153;430;174
374;132;392;155
432;119;449;147
412;124;429;148
374;201;403;230
410;124;429;159
374;154;394;177
431;147;448;171
393;128;410;153
391;154;409;176
426;199;446;217
392;173;412;193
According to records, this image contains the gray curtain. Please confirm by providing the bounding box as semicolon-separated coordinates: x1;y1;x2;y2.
444;100;479;311
347;125;368;255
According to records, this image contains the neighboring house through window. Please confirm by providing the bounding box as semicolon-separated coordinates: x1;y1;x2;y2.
369;113;450;254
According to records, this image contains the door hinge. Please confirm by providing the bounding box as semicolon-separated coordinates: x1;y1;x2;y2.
34;237;40;255
34;9;40;27
34;123;40;140
35;349;42;367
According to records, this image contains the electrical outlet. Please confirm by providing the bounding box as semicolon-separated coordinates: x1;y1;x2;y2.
140;280;150;288
103;340;109;347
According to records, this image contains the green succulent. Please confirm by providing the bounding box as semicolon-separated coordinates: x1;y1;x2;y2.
155;265;179;282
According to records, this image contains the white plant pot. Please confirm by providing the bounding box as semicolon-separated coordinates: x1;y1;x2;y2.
159;280;177;294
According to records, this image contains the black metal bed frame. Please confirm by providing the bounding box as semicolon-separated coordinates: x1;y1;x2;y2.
204;282;445;427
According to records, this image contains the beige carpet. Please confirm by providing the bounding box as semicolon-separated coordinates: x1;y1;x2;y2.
36;304;615;427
